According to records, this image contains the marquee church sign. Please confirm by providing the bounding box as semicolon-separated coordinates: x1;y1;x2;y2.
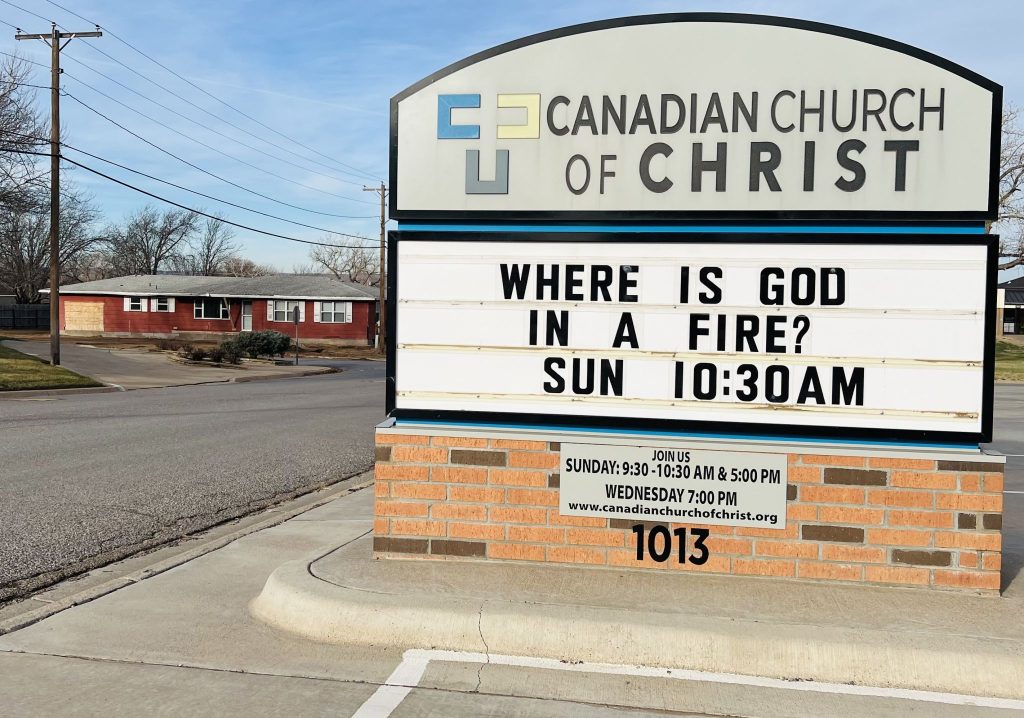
386;14;999;444
390;14;1000;220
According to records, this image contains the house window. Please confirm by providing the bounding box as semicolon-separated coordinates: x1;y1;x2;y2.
128;297;143;312
273;300;301;322
194;298;229;320
320;301;348;323
154;297;170;312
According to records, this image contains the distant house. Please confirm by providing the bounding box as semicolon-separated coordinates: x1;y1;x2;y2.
1000;277;1024;336
46;274;377;345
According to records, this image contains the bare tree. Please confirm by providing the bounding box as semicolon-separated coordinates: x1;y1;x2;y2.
222;255;275;277
0;184;99;302
0;52;47;214
102;206;200;275
309;241;379;285
994;105;1024;270
171;216;238;275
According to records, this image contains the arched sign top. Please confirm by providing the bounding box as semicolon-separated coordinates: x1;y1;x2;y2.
389;13;1001;222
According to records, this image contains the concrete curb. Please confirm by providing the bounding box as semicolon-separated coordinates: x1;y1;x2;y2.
251;556;1024;700
0;385;119;399
232;367;337;383
0;476;373;636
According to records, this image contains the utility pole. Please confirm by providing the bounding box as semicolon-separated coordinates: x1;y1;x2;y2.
16;23;101;366
363;182;388;354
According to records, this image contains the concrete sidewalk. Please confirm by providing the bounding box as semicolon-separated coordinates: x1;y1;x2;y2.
2;340;333;390
1;478;1021;716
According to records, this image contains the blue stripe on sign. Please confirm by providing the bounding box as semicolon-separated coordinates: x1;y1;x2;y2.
395;419;977;451
397;223;986;234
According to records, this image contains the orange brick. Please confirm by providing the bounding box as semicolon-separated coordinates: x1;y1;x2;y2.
786;504;817;521
449;522;505;541
390;482;447;500
936;493;1002;512
800;486;865;504
737;524;799;538
818;506;884;525
607;549;669;570
887;510;953;528
374;517;388;534
866;489;932;509
936;531;1001;551
449;486;504;503
867;457;935;470
548;546;605;564
431;467;487;484
507;488;559;507
890;471;956;490
798;561;863;581
958;474;981;492
865;565;929;585
375;464;429;481
489;469;548;487
391;519;445;537
800;455;865;467
431;504;486;521
822;545;886;563
706;537;753;555
376;500;429;518
755;540;818;559
491;439;548;450
508;525;565;543
734;559;795;577
567;528;625;547
489;543;544;561
671;555;732;573
934;570;1000;590
508;451;560;469
391;446;448;463
982;552;1002;571
376;433;430;445
958;551;978;568
431;435;488;448
983;473;1005;493
866;528;933;547
549;512;606;527
374;482;389;497
788;466;822;484
490;506;547;524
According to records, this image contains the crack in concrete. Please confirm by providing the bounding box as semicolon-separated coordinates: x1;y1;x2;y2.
475;600;490;693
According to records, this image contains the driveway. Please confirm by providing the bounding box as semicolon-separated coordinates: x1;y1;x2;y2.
1;340;334;390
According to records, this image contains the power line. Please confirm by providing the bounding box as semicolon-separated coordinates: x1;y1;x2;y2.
40;0;380;181
59;53;370;187
0;49;49;68
64;72;367;192
64;91;378;213
13;148;381;248
0;0;49;24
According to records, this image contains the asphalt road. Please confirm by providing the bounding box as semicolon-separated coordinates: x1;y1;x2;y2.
0;360;385;601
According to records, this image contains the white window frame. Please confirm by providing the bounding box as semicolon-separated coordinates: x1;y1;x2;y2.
128;297;144;312
319;301;350;323
153;297;171;312
272;300;302;322
194;298;230;320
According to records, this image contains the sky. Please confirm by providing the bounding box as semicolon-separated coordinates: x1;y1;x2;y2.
0;0;1020;271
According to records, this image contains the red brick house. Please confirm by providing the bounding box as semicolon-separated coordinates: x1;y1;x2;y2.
49;274;378;345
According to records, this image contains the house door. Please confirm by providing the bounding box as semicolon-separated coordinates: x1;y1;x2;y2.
241;301;253;331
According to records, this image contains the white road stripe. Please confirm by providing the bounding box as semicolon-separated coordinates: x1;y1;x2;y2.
351;648;1024;717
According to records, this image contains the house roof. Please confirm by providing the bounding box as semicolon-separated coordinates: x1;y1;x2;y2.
48;274;377;301
1006;290;1024;306
999;276;1024;290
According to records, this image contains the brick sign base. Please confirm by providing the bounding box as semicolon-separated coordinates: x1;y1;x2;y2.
373;425;1005;593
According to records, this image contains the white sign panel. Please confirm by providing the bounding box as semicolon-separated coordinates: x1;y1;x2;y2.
392;236;993;441
391;15;1000;219
560;443;787;529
